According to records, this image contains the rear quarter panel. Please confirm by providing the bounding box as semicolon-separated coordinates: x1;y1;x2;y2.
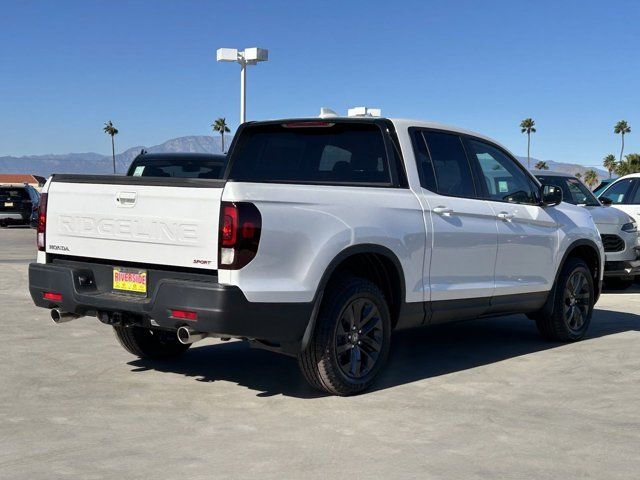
219;182;426;303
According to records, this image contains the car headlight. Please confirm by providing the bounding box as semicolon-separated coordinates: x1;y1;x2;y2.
621;221;637;233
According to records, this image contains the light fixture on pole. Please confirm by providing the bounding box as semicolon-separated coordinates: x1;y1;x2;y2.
216;47;269;124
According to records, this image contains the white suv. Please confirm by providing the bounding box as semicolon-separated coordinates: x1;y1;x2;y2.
536;171;640;290
29;116;604;395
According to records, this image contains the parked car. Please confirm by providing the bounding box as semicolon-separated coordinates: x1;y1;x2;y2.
126;153;227;179
535;172;640;289
29;115;604;395
0;183;40;228
593;178;614;197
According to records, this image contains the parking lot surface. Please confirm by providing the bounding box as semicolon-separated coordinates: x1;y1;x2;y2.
1;227;639;479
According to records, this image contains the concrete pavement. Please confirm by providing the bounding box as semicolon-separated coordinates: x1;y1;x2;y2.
1;227;638;479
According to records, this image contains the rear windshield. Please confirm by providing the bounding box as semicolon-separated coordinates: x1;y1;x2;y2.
0;187;29;200
227;122;391;185
127;158;226;179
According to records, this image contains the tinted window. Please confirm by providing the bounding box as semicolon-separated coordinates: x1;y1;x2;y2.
411;130;437;192
128;158;226;179
228;123;391;184
0;187;29;200
536;176;600;206
468;139;538;204
601;179;635;204
421;132;475;197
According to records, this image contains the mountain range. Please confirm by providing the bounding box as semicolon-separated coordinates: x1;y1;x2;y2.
0;135;609;181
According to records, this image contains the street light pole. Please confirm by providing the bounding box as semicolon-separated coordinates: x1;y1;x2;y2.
216;47;268;125
239;54;246;124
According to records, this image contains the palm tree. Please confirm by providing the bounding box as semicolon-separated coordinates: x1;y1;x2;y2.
520;118;536;169
614;120;631;163
534;160;549;170
103;121;119;173
584;169;598;189
212;118;231;153
603;154;617;178
575;172;582;179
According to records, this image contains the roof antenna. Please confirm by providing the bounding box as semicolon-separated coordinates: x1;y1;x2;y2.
319;107;338;119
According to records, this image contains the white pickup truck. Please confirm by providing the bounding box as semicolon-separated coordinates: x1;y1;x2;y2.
29;115;604;395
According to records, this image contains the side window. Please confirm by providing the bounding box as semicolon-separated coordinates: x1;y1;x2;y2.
411;130;437;192
602;179;635;204
420;131;476;197
467;139;538;204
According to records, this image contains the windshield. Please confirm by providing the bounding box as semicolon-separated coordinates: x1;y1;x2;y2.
127;157;226;179
536;176;600;206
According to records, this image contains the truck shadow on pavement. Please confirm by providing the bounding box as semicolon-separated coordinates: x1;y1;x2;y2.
128;308;639;398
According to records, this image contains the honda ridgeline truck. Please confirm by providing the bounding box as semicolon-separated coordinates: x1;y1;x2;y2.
29;115;604;395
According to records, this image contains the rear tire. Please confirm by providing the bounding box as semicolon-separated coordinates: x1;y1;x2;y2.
535;258;594;342
113;325;190;360
298;276;391;396
603;277;633;290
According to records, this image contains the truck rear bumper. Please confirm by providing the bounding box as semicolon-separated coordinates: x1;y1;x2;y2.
28;260;312;350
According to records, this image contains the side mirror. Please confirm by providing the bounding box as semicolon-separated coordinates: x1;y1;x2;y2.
599;196;613;206
541;184;562;206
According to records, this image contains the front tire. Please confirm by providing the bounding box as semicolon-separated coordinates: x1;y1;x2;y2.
113;325;190;360
298;276;391;396
535;258;594;342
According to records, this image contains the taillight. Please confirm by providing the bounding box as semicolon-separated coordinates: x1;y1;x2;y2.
218;202;261;270
37;193;48;251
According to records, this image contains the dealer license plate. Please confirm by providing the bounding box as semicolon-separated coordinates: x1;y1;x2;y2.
113;268;147;295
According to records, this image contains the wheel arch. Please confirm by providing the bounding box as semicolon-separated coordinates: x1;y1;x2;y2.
538;239;602;318
299;244;407;352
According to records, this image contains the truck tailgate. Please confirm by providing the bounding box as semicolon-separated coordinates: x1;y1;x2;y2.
45;175;224;270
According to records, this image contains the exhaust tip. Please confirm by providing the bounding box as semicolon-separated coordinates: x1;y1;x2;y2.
177;326;207;345
177;326;191;344
50;308;62;323
50;308;81;324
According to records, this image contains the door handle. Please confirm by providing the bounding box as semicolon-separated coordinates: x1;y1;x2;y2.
497;212;515;221
433;206;454;216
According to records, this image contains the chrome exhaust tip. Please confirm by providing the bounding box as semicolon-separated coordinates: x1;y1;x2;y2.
177;326;208;345
50;308;81;324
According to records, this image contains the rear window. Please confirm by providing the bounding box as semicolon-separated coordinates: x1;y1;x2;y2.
0;187;29;200
127;158;226;179
227;122;391;185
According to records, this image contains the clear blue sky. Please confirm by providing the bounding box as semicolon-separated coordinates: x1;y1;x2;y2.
1;0;638;167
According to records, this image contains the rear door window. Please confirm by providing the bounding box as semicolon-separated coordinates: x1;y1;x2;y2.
228;122;392;185
414;131;476;197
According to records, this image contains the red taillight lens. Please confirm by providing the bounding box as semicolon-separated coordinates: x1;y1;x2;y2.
218;202;261;270
170;309;197;320
221;205;238;247
37;193;48;251
43;292;62;302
